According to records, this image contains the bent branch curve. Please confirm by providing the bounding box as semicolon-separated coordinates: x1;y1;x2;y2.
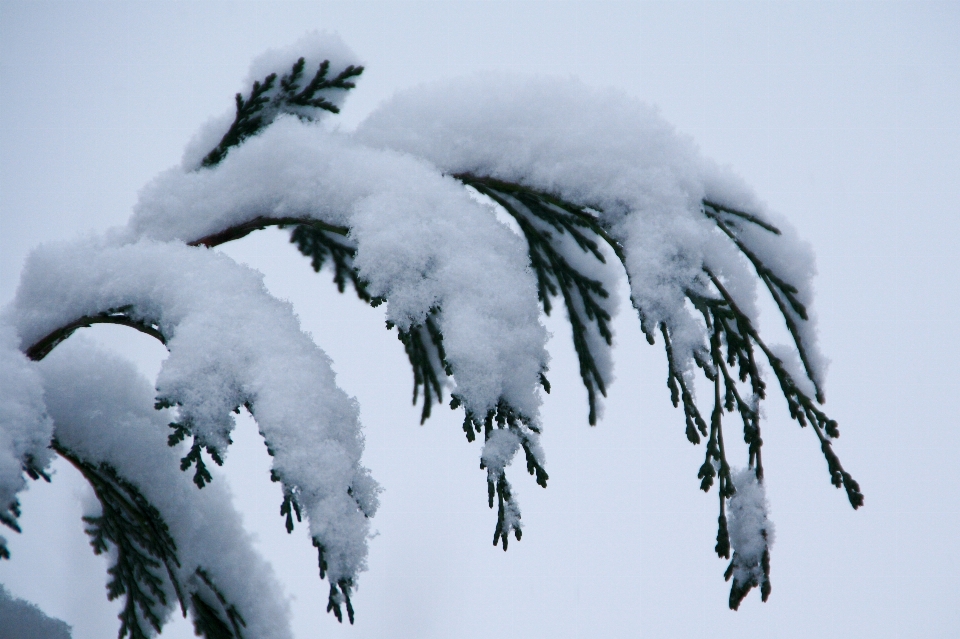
26;311;167;362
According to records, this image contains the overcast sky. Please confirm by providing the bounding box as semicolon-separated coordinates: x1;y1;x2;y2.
1;1;958;638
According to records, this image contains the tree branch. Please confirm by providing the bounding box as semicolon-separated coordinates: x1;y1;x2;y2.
26;309;166;362
188;216;348;249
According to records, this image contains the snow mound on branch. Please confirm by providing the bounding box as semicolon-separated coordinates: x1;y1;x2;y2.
0;321;54;554
727;468;774;598
131;118;548;420
39;338;292;639
355;74;826;389
11;238;377;587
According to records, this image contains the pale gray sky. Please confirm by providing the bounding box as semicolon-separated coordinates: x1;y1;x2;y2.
1;2;958;638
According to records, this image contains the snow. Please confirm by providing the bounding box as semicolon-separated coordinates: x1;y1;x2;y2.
10;238;378;590
180;31;363;171
131;117;549;422
727;467;774;601
354;73;826;392
38;338;292;638
0;36;840;627
0;322;54;556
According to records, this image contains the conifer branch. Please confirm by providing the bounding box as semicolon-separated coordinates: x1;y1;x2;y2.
53;444;254;638
310;540;355;624
25;307;166;362
289;223;376;303
457;175;614;425
189;568;247;639
702;201;823;402
464;399;548;549
158;407;228;490
201;58;363;168
188;216;348;248
661;323;709;445
704;271;863;509
385;309;450;423
0;502;21;560
53;440;184;639
1;456;53;559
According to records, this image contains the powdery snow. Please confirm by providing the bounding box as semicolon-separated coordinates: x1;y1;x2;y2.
11;238;377;588
0;321;54;556
131;118;549;422
0;34;839;624
39;338;293;639
355;73;826;392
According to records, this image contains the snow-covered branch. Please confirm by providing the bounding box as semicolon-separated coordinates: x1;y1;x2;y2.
0;33;864;627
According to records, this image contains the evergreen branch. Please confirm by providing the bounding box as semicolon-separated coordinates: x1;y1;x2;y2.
0;499;22;536
660;323;709;444
190;567;247;639
705;271;863;509
200;58;363;168
702;201;823;401
458;175;626;262
25;306;166;362
159;413;227;489
1;456;54;558
464;399;548;550
725;542;773;610
201;72;277;168
289;223;376;303
279;492;303;534
53;440;184;639
279;58;364;110
274;477;366;624
460;176;613;425
387;310;450;423
326;580;356;625
310;540;355;624
188;216;348;249
715;488;732;561
0;500;23;560
712;342;764;478
701;199;783;236
697;360;735;500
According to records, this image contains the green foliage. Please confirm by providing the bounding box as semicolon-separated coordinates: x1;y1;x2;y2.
456;398;549;550
725;544;772;610
15;54;865;627
200;57;363;168
0;499;22;560
161;409;227;490
53;440;250;638
54;441;183;639
282;168;863;603
458;175;616;426
279;490;365;625
388;309;450;424
189;568;246;639
1;457;52;559
289;222;375;302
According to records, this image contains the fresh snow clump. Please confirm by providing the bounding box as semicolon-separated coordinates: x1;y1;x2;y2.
39;338;293;638
355;74;827;391
726;467;774;607
11;237;378;588
0;320;54;556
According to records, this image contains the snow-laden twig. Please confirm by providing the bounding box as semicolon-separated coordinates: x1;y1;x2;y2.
40;339;292;638
10;239;378;619
2;36;863;619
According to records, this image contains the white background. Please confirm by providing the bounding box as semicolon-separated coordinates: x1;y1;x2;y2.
1;1;958;637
